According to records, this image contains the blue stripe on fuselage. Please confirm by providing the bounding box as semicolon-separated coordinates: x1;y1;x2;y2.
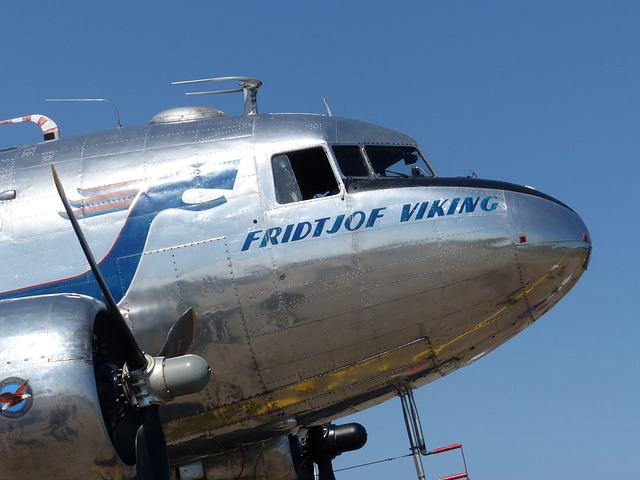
0;160;239;302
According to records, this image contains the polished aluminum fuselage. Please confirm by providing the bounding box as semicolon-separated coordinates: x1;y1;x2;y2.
0;113;590;463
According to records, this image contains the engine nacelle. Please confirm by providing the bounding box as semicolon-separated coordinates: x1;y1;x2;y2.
0;294;135;479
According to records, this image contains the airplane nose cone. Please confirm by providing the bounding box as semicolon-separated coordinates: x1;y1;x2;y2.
506;187;591;319
507;188;590;250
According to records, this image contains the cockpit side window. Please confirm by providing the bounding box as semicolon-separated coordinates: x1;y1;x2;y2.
365;146;434;178
332;145;371;177
271;147;340;204
272;154;303;204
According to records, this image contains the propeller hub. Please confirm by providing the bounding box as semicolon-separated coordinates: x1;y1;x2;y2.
122;354;211;408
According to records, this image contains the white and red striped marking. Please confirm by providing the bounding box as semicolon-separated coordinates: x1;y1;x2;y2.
0;114;59;140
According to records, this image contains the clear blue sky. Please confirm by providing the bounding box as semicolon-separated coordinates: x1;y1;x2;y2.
1;2;637;479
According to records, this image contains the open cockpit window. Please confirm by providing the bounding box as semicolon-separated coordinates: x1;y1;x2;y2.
271;147;340;204
365;146;434;178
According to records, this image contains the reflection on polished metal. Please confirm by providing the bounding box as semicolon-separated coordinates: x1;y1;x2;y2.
0;77;590;479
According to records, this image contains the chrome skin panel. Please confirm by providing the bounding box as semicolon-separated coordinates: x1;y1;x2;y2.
0;294;134;479
0;117;255;295
162;187;588;458
0;112;590;468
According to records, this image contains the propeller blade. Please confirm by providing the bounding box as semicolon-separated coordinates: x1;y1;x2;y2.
135;406;170;480
158;308;196;358
51;164;147;370
315;456;336;480
53;165;209;480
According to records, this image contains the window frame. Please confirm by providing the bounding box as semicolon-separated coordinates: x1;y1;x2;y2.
330;143;435;180
331;145;373;178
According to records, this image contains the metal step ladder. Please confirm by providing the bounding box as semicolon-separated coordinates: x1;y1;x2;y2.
399;387;470;480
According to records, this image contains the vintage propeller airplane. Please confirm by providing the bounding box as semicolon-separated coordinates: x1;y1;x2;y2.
0;77;591;479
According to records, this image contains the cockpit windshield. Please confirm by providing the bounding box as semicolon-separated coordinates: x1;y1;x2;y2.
332;145;434;179
366;146;433;178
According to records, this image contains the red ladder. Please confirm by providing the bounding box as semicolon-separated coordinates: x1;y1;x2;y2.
426;443;469;480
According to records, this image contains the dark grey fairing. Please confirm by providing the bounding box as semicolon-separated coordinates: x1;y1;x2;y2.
345;176;573;212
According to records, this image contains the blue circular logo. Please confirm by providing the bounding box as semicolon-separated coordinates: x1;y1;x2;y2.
0;377;34;419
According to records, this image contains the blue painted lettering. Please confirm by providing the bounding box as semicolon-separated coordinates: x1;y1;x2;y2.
240;196;501;252
481;195;499;212
459;197;479;213
313;217;331;237
292;222;312;241
326;214;345;234
447;198;460;215
401;203;419;222
282;224;294;243
345;211;366;231
260;227;282;247
366;207;386;228
242;230;263;251
427;199;449;218
416;201;429;220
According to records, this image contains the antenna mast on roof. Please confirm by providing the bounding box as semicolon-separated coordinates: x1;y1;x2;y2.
171;76;263;116
46;98;123;128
